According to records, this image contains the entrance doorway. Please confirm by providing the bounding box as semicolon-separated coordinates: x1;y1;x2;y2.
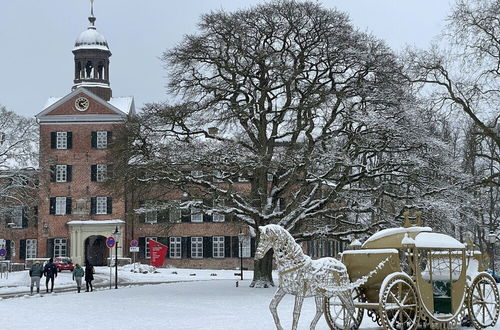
84;235;108;266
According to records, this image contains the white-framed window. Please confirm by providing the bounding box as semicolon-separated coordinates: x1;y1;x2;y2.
96;197;107;215
169;237;181;259
190;200;203;222
56;132;67;149
213;236;225;258
96;131;108;149
54;238;67;257
26;239;37;259
145;237;157;259
239;235;251;258
169;202;181;223
55;165;67;182
191;237;203;258
10;241;15;257
191;170;203;178
55;197;67;215
213;170;223;182
213;199;225;222
96;164;107;182
145;207;157;223
11;205;23;228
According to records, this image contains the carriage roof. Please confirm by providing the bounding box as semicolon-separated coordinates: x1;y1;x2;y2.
361;226;432;249
361;226;465;250
414;232;465;249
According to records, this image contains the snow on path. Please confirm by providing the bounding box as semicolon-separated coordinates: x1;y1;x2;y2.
1;279;498;330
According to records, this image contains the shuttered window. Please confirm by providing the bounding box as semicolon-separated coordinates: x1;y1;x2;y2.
96;131;108;149
169;237;181;259
191;237;203;258
54;238;67;257
55;197;66;215
213;236;224;258
56;132;67;149
26;239;37;259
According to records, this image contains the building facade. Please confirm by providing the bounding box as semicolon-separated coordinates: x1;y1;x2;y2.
1;5;257;270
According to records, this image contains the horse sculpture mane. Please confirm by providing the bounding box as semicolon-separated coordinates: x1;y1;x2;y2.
256;224;353;330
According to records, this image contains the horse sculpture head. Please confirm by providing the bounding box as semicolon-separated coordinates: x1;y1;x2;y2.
255;224;286;260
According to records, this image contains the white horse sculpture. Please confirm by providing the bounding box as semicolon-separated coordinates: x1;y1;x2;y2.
255;224;354;330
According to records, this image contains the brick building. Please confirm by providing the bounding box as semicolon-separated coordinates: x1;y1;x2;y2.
1;5;257;270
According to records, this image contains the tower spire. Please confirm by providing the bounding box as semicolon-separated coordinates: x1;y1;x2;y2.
89;0;96;27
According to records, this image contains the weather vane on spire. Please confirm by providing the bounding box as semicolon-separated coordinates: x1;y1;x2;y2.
88;0;96;27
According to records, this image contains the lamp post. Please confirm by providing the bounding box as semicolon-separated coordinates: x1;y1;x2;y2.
488;231;496;277
113;226;121;289
238;231;245;281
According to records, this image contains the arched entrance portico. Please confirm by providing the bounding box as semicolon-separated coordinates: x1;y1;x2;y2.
84;235;108;266
68;220;124;266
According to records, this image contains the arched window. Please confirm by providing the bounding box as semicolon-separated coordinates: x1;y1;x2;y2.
77;62;82;79
85;61;93;78
98;63;104;80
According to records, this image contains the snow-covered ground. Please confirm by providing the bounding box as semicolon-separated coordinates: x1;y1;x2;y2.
0;265;498;330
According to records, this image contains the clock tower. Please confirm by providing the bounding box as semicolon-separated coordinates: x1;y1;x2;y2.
72;0;112;101
34;1;134;266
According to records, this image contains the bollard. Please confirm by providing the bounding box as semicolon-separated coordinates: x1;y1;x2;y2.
236;281;239;287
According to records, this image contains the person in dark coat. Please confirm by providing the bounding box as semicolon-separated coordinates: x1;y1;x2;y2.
43;258;58;293
85;261;95;292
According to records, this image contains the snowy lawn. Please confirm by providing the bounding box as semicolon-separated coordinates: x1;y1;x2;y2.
1;277;498;329
0;265;253;295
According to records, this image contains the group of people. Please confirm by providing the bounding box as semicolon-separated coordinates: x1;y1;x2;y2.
29;258;95;294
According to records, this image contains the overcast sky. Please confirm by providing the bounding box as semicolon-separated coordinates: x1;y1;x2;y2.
0;0;453;117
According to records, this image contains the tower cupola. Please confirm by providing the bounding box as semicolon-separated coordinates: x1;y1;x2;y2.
72;0;112;101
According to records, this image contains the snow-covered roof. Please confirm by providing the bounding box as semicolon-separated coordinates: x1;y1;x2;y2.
108;97;136;115
41;92;135;116
67;219;124;225
74;27;110;52
343;248;398;255
414;232;465;249
364;226;432;244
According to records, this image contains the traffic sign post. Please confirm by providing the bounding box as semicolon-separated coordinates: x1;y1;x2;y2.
106;237;116;289
130;240;139;269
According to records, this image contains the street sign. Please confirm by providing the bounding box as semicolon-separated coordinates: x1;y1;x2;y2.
106;236;116;248
130;239;138;247
0;248;6;257
129;247;139;252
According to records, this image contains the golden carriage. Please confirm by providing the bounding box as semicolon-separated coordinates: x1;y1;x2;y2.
324;223;500;329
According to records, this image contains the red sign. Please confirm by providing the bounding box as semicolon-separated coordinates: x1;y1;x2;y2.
130;239;138;247
149;239;168;267
106;236;116;248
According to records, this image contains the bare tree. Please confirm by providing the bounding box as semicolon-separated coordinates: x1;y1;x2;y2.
405;0;500;246
0;106;38;214
115;1;470;287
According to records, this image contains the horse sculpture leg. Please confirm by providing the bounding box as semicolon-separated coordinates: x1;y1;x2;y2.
292;294;305;330
309;296;324;330
269;287;286;330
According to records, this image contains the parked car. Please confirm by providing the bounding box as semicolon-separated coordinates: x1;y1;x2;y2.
53;257;74;272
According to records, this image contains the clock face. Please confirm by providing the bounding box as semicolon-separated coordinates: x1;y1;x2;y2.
75;97;90;111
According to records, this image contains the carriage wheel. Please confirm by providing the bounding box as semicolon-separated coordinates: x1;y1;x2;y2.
467;273;500;329
379;273;419;330
324;288;364;330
